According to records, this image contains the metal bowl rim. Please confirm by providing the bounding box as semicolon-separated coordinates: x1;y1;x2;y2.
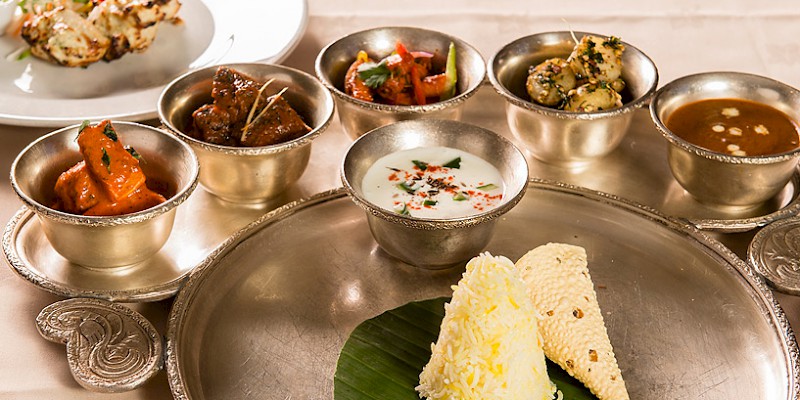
314;25;487;114
487;30;659;120
10;121;200;227
650;71;800;165
157;62;335;156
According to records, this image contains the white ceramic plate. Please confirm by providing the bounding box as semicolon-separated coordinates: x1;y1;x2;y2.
0;0;308;127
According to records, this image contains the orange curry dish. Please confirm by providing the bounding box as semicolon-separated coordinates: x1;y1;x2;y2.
53;120;166;216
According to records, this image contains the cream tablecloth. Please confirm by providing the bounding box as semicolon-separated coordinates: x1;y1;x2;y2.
1;1;799;398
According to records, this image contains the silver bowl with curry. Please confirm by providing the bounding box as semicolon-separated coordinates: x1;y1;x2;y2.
651;72;800;208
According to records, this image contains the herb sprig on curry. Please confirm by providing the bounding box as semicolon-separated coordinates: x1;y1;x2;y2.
188;66;311;147
344;41;457;106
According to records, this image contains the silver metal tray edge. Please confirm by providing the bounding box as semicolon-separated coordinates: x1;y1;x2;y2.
164;180;800;399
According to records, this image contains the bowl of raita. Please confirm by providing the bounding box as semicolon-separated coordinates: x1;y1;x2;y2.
341;119;529;269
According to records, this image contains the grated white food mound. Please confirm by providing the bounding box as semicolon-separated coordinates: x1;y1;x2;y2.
516;243;630;400
416;253;557;400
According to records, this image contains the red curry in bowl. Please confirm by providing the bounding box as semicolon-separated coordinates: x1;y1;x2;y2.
53;120;166;216
344;41;457;106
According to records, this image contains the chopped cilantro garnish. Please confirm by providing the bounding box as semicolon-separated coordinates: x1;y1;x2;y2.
394;203;410;216
442;157;461;169
453;192;469;201
78;120;90;133
396;182;417;194
17;48;31;61
357;60;391;88
603;36;623;49
102;123;118;141
100;148;111;173
412;160;428;171
125;146;143;162
423;199;438;206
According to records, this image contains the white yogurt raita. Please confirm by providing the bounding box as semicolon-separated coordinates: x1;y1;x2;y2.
361;146;505;219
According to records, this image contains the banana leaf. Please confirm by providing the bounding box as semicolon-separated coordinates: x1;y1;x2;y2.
334;297;596;399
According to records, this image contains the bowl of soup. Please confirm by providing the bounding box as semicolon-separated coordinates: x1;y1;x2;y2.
650;72;800;208
10;121;199;268
341;119;529;269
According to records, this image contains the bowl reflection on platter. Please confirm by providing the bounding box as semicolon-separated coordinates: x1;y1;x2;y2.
314;26;486;140
10;121;199;268
158;63;335;204
650;72;800;209
488;31;658;167
341;119;529;269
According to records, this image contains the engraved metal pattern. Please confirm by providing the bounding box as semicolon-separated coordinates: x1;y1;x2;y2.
166;180;800;399
749;217;800;295
36;298;162;393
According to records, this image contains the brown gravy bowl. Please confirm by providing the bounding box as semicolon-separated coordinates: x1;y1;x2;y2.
666;98;800;157
650;72;800;208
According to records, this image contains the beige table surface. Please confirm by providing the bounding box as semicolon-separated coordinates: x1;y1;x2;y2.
2;1;800;398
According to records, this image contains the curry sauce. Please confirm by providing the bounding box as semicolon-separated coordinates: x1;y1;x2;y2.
665;98;800;156
53;120;167;216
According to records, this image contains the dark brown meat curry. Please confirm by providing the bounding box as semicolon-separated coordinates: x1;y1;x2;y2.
190;66;311;147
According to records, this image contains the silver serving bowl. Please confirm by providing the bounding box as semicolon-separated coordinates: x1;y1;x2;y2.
488;31;658;166
315;26;486;139
341;119;529;269
10;121;199;268
158;63;334;203
651;72;800;208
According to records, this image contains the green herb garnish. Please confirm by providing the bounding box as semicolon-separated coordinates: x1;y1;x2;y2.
102;123;118;141
100;148;111;173
412;160;428;171
357;60;391;88
17;48;31;61
77;120;90;135
603;36;623;49
477;183;498;191
423;199;438;206
125;146;143;162
442;157;461;169
396;182;417;194
453;192;469;201
394;203;410;216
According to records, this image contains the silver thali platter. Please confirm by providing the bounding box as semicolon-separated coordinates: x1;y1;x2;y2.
165;180;799;399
